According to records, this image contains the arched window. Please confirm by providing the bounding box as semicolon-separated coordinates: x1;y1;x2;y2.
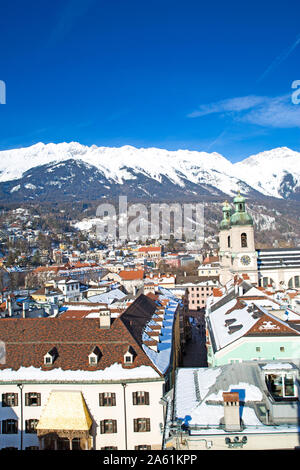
288;276;300;288
261;277;274;288
227;235;231;248
241;233;247;248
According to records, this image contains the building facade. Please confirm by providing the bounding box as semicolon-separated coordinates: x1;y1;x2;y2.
0;292;183;450
164;361;300;450
218;194;300;290
219;195;258;286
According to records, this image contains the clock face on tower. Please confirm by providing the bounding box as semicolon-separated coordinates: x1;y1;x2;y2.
240;255;251;266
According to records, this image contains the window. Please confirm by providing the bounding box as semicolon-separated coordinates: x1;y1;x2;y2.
135;445;151;450
99;392;116;406
288;276;300;288
227;235;231;248
25;393;41;406
241;233;247;248
89;346;101;365
2;419;18;434
100;419;117;434
2;393;18;407
280;347;285;352
132;391;150;405
265;373;297;400
256;347;261;352
133;418;151;432
89;355;97;365
44;355;53;365
44;347;57;366
124;346;135;365
25;419;38;434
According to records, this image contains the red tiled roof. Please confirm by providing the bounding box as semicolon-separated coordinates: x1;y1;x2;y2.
0;316;162;375
33;266;60;273
119;270;144;280
59;310;100;319
146;293;160;301
245;313;300;336
213;288;223;297
203;256;219;265
138;246;161;253
225;299;246;315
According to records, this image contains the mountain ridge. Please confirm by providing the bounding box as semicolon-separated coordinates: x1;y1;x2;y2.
0;142;299;202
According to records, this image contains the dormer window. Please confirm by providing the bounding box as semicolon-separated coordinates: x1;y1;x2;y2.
125;354;133;364
88;346;101;365
124;346;135;365
44;347;57;366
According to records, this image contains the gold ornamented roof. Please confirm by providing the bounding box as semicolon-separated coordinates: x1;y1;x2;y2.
36;390;92;431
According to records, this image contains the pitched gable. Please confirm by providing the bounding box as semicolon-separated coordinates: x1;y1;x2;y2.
245;312;300;337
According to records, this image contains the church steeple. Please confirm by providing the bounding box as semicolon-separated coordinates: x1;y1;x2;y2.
220;200;232;230
219;192;258;286
230;191;253;226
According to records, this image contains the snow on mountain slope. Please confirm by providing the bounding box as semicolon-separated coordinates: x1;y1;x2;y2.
233;147;300;199
0;142;299;200
0;142;247;197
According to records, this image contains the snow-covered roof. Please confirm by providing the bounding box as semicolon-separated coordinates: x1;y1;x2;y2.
87;288;126;305
172;362;300;435
142;289;181;374
0;363;160;382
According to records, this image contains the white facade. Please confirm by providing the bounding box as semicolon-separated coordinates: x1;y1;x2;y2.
0;378;165;450
56;279;81;301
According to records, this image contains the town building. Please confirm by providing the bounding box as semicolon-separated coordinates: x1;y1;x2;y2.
219;195;258;286
163;360;300;450
205;276;300;367
0;293;183;450
218;194;300;290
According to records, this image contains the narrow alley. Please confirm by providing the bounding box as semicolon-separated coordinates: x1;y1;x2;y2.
182;311;208;368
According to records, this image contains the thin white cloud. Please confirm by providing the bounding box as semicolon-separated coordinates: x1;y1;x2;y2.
187;95;267;118
188;94;300;129
239;95;300;128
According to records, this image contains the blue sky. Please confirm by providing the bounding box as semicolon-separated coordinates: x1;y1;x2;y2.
0;0;300;161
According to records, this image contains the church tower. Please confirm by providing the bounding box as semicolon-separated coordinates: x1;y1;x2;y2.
219;192;258;285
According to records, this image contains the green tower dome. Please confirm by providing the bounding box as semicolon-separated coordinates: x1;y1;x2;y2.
233;193;246;204
219;201;231;230
230;191;253;226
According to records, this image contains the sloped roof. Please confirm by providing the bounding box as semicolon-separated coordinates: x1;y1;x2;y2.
121;294;158;348
119;269;144;280
138;246;161;253
36;391;92;432
0;315;161;375
245;313;300;336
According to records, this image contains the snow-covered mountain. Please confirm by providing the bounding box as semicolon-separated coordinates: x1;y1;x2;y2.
234;147;300;199
0;142;299;202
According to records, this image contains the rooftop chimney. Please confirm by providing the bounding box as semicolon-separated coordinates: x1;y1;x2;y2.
99;310;111;329
223;392;241;432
